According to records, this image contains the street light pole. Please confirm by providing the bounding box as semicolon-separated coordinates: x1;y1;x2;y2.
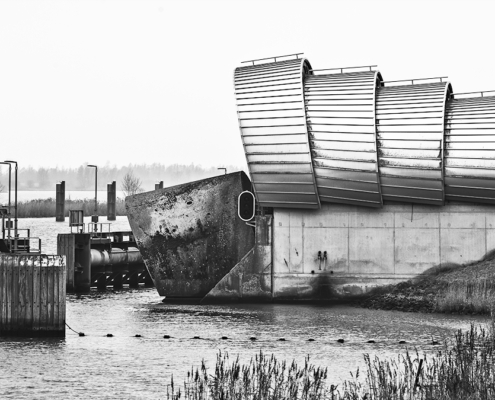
5;161;18;252
87;165;98;215
0;162;12;252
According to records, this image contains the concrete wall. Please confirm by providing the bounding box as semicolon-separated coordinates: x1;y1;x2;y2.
272;202;495;300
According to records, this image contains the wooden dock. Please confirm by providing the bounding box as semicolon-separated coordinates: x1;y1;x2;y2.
0;254;66;336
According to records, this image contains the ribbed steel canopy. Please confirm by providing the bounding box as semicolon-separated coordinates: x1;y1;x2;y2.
234;56;495;208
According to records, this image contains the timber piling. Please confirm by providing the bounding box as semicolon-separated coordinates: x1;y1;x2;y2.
0;254;66;337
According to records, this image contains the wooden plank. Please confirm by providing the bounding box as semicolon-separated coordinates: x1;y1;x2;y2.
17;259;26;331
40;264;48;332
11;257;19;331
32;262;40;332
60;257;66;334
6;259;12;332
25;260;33;331
47;263;54;330
0;260;4;332
53;264;59;331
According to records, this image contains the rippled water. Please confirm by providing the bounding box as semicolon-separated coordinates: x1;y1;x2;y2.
0;288;489;399
0;218;491;398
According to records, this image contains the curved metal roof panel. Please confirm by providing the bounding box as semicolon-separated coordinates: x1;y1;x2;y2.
305;71;383;207
376;82;451;205
444;95;495;203
234;58;320;209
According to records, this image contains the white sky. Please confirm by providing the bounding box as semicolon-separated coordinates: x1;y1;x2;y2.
1;0;494;170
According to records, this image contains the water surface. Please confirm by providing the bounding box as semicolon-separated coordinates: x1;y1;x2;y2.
0;289;489;399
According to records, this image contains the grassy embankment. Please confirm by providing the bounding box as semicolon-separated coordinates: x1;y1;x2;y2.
165;323;495;399
15;198;126;218
359;252;495;315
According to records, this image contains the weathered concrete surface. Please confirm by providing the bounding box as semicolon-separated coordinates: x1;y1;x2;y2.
201;216;272;303
125;172;254;298
272;202;495;300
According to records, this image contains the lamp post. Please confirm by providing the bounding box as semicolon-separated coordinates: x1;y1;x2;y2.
0;162;12;251
4;161;18;251
87;164;98;215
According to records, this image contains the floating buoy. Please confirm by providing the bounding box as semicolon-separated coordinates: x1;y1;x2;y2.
431;340;440;345
193;336;200;339
308;338;315;342
278;338;286;341
135;334;142;338
367;340;375;343
399;340;407;344
250;337;257;341
78;332;85;337
337;339;345;343
106;333;113;337
163;335;171;339
221;336;228;340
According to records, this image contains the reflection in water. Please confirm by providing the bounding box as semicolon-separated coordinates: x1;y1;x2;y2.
0;288;489;399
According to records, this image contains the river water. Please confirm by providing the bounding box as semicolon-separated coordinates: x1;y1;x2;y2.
0;218;491;399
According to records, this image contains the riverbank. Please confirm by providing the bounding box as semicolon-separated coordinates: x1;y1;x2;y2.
12;198;126;218
358;253;495;315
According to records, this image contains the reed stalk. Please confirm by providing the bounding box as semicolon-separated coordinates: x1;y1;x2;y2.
165;322;495;399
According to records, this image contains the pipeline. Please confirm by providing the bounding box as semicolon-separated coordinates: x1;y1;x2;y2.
90;247;143;267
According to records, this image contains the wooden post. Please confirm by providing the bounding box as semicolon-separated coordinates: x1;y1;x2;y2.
107;181;116;221
56;181;65;222
0;254;66;336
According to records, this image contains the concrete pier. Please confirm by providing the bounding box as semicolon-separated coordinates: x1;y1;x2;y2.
55;181;65;222
107;181;116;221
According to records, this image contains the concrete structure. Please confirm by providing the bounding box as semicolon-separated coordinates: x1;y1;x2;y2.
55;181;65;222
125;54;495;302
270;202;495;299
107;181;116;221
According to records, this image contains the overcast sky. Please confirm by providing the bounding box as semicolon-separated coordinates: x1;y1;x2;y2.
1;0;494;170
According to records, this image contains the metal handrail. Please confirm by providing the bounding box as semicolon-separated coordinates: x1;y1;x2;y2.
382;77;448;85
309;65;377;74
241;53;304;65
451;90;495;99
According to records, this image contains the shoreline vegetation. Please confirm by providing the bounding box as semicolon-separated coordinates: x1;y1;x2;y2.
13;198;126;218
357;253;495;315
166;323;495;399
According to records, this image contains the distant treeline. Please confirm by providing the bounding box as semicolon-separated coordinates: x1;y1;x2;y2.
0;163;244;191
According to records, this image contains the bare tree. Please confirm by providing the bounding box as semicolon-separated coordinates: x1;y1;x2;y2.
121;171;143;197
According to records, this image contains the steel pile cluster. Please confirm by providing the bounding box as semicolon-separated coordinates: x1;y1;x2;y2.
234;56;495;209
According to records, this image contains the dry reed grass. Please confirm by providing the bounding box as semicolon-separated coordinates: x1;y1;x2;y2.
165;323;495;399
16;198;126;218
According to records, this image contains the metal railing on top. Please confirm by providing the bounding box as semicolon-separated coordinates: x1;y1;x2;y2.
382;76;448;86
451;90;495;99
241;53;304;66
309;65;378;74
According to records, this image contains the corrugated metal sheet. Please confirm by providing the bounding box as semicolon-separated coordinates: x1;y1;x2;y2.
444;95;495;203
234;58;320;209
375;82;451;205
305;71;383;207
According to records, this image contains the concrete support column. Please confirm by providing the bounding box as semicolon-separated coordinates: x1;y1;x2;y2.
129;272;139;288
55;181;65;222
107;181;116;221
113;273;123;290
